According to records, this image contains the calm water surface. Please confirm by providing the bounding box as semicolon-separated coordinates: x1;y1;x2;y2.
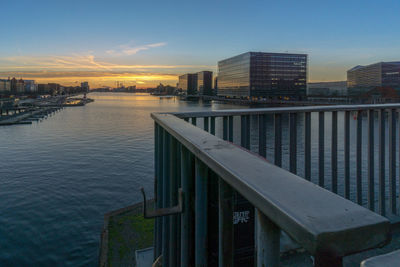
0;93;240;266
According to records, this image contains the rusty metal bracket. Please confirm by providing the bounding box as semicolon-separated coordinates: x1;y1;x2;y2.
141;187;183;218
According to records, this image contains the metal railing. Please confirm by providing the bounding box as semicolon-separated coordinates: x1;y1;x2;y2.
150;104;400;266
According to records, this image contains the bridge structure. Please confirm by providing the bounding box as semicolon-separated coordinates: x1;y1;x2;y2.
149;103;400;266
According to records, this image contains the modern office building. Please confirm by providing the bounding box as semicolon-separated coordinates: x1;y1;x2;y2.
196;71;213;96
217;52;307;98
178;73;198;95
347;62;400;94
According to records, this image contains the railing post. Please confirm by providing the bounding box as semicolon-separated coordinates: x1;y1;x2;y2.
389;109;396;214
319;111;325;187
218;179;233;267
195;158;208;266
378;110;385;216
304;112;311;181
368;109;375;211
256;209;280;267
169;137;178;266
274;113;282;167
162;130;171;267
181;147;195;266
289;113;297;174
228;116;233;142
356;111;362;205
192;117;197;126
204;117;209;132
331;111;338;193
154;123;163;259
258;114;266;158
344;111;350;199
223;116;228;141
210;117;216;135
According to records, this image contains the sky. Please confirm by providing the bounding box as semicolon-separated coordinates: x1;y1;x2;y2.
1;0;400;88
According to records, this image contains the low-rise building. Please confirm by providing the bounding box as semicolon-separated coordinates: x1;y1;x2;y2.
307;81;347;96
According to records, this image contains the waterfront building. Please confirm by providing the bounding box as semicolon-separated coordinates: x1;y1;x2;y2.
217;52;307;99
196;71;213;96
0;79;11;93
24;80;37;93
214;76;218;95
81;82;89;92
307;81;347;96
178;73;198;95
347;62;400;95
16;79;25;94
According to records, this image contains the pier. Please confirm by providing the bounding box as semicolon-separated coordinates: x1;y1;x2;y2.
143;103;400;266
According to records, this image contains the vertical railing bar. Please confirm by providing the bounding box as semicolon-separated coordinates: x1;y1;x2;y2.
289;113;297;174
162;130;171;267
319;111;325;187
256;209;280;267
241;115;246;147
331;111;338;194
274;113;282;167
258;114;266;158
204;117;209;132
344;111;350;199
379;109;385;216
228;116;233;142
368;109;375;211
245;115;250;149
192;117;197;126
169;136;178;267
218;179;233;267
356;111;363;205
195;158;208;266
304;112;311;181
389;109;396;214
210;117;216;135
181;147;195;266
223;116;228;141
155;123;163;259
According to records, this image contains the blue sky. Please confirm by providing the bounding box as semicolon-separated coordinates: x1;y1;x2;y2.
1;0;400;87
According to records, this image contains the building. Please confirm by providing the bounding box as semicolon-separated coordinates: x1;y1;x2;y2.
347;62;400;95
0;79;11;93
24;80;37;93
196;71;213;96
217;52;307;99
307;81;347;96
178;73;197;95
16;79;25;94
81;82;89;92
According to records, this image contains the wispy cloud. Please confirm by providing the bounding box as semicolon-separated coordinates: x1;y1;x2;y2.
106;42;167;56
0;54;214;72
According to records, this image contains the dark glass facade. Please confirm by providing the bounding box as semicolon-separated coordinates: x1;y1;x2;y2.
178;73;198;95
197;71;213;96
347;62;400;92
217;52;307;98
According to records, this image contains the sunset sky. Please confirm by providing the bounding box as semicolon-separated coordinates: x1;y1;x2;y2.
1;0;400;88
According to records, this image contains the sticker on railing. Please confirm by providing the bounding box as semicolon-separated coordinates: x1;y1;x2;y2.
233;211;250;224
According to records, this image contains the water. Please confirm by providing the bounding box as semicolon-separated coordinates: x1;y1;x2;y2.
0;93;240;266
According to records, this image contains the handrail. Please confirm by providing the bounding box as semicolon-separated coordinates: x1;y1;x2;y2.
152;112;391;260
172;103;400;118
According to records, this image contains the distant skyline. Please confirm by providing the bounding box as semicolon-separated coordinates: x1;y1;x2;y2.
1;0;400;88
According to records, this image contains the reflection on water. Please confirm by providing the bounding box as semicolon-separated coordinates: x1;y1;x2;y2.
0;93;241;266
